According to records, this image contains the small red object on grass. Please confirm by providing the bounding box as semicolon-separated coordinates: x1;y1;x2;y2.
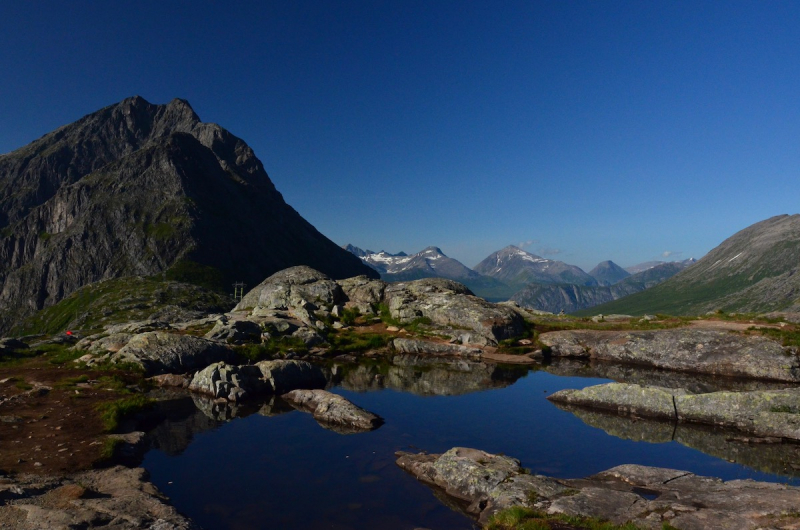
66;330;73;336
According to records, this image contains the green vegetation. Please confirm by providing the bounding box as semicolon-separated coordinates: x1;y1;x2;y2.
98;437;124;460
11;275;233;335
164;259;225;292
378;303;432;333
38;231;51;241
770;405;800;414
14;379;33;391
96;395;154;432
35;343;87;365
0;226;13;238
486;506;645;530
54;374;90;388
750;326;800;348
326;329;389;354
339;307;361;326
238;336;309;362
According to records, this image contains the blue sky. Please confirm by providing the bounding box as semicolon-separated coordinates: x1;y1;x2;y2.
1;1;798;271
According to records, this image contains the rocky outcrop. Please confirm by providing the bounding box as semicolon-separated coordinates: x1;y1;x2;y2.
187;360;327;402
110;331;234;375
392;338;483;359
255;359;327;394
396;447;800;528
383;278;524;345
235;266;345;312
0;465;197;529
337;275;386;315
203;318;262;344
548;382;800;440
188;362;266;401
282;389;383;432
0;96;375;334
539;328;800;381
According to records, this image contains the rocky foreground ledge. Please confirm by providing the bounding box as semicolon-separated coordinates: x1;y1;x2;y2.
396;447;800;529
0;466;196;529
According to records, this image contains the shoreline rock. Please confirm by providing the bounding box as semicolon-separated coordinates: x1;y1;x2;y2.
0;465;198;529
396;446;800;528
539;328;800;382
548;382;800;440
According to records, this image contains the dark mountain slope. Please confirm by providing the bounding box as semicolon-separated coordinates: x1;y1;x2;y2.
578;215;800;316
0;97;375;332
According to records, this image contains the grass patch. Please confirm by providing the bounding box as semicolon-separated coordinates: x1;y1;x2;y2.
32;343;87;365
98;437;123;461
377;303;433;333
487;506;645;529
96;395;154;432
749;326;800;348
54;374;90;388
339;307;361;326
237;336;309;362
326;330;389;354
14;379;33;391
145;222;176;240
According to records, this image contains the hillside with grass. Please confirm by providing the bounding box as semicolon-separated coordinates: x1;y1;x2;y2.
574;214;800;316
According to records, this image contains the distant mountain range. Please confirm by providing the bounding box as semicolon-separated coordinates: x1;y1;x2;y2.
346;243;693;312
344;245;514;300
0;96;376;333
511;262;692;314
576;214;800;316
473;246;598;290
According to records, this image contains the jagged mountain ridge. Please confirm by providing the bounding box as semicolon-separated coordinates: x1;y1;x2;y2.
577;214;800;316
588;260;630;286
345;244;515;301
625;258;697;274
512;262;690;314
473;245;598;290
0;96;376;333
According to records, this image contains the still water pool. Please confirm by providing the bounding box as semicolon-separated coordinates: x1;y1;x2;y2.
140;360;800;529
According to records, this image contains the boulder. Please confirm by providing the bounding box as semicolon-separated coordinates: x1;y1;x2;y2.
235;266;344;312
78;333;134;355
188;362;266;402
203;319;262;344
392;338;483;359
282;389;383;432
338;276;386;315
255;359;327;394
396;447;567;524
397;448;800;528
539;328;800;382
383;278;525;345
110;332;234;375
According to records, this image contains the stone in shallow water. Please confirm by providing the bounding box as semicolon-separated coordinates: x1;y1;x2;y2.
282;389;383;432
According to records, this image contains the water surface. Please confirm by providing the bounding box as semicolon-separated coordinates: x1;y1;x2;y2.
141;359;800;529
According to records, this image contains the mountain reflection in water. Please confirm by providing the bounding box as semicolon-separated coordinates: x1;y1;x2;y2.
139;355;800;530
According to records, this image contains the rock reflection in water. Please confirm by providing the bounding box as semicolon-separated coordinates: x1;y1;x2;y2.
544;358;795;393
554;403;800;479
330;354;529;396
145;394;295;457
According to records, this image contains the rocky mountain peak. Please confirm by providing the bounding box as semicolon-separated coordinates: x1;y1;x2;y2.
0;97;376;333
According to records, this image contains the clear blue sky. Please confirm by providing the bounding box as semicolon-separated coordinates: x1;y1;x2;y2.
1;1;798;271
